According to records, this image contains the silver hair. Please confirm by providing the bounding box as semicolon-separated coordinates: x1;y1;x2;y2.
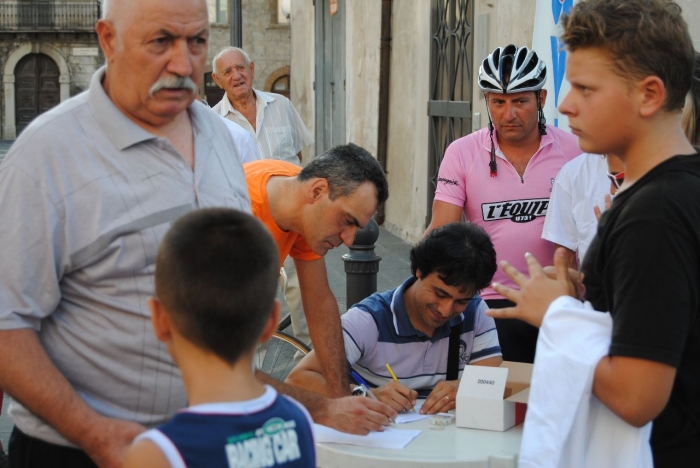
149;75;198;97
101;0;111;19
212;47;251;75
101;0;209;23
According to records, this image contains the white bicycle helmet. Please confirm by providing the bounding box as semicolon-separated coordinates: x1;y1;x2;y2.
479;45;548;177
478;44;547;93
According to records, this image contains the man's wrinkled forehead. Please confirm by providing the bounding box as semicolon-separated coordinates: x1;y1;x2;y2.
219;50;247;69
106;0;208;29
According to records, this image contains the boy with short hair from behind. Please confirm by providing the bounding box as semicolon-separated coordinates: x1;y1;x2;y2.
123;208;315;468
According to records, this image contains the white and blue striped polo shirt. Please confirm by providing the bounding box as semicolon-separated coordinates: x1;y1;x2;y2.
342;277;501;394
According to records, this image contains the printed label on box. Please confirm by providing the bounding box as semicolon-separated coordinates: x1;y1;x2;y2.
458;365;508;399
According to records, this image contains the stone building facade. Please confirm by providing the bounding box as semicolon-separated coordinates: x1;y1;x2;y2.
0;0;102;139
0;0;292;139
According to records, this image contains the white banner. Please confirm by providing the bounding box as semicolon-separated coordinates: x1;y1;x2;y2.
532;0;581;132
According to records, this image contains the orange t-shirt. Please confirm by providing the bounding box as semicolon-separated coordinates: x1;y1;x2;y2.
244;160;321;267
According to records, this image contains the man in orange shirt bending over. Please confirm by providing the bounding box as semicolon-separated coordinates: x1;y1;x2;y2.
244;143;389;398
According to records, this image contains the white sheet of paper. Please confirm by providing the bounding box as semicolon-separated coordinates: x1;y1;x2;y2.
395;401;429;424
313;424;421;449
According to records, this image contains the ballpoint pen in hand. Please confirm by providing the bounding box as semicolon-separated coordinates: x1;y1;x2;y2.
350;369;379;401
385;363;415;412
351;369;397;425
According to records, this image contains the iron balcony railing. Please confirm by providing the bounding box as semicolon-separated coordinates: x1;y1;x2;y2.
0;2;100;31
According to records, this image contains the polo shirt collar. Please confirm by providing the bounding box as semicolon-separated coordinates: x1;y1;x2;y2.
88;66;156;151
88;66;211;151
390;276;464;341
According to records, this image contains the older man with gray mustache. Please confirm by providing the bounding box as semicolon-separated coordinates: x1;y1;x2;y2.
148;76;199;97
0;0;250;467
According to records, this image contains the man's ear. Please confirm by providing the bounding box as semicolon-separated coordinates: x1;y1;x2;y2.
249;61;256;79
211;71;224;89
148;297;173;343
259;299;282;344
539;89;548;107
305;178;330;204
637;76;666;118
95;19;117;62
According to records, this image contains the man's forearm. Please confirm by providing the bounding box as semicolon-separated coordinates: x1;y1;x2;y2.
257;370;328;416
284;357;333;396
305;300;349;397
295;258;350;397
0;329;129;445
0;329;145;467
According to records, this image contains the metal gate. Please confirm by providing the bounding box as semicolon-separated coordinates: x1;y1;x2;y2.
426;0;474;226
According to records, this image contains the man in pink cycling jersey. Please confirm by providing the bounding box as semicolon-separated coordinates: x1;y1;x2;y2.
424;44;581;363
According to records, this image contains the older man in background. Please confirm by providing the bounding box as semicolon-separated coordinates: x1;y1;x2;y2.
212;46;313;164
212;46;315;348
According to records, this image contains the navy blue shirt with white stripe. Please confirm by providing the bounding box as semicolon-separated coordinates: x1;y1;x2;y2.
135;386;315;468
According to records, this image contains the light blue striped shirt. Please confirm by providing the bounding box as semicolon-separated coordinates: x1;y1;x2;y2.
342;277;501;394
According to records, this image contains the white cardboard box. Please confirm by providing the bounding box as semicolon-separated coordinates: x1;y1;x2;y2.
455;361;532;431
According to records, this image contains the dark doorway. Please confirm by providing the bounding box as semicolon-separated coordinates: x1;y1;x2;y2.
204;72;225;107
15;53;60;134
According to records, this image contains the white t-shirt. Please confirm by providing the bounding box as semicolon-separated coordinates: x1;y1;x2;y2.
216;113;258;164
541;153;610;264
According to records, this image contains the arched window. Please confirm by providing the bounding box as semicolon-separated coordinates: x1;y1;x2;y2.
271;74;290;99
264;66;291;99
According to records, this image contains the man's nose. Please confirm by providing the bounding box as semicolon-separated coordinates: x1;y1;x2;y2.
435;299;454;318
559;90;574;116
504;102;517;118
167;41;193;78
340;227;359;247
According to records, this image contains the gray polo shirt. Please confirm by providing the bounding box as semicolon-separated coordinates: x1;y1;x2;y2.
0;66;251;446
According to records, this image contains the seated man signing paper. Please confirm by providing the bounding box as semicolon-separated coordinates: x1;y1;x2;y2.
287;223;502;415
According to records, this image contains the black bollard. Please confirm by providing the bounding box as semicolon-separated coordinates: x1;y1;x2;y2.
343;218;382;310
